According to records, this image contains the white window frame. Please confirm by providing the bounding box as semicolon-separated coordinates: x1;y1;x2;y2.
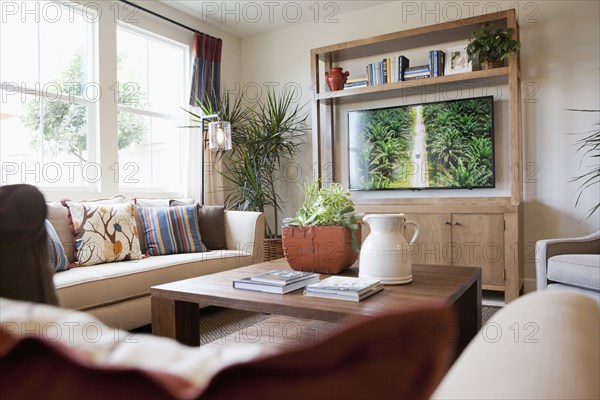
0;1;98;192
115;22;190;195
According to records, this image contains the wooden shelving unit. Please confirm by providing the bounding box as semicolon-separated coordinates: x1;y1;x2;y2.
310;10;523;302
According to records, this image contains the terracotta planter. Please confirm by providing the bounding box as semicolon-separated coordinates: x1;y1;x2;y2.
480;59;504;70
282;225;361;274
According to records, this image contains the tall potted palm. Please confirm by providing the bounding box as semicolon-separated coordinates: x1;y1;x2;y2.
194;89;308;260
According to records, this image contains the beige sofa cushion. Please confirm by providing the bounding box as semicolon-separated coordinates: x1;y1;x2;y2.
548;254;600;291
54;250;252;311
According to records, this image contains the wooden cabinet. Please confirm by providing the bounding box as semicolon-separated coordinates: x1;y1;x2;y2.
310;10;523;302
404;213;505;288
403;213;451;266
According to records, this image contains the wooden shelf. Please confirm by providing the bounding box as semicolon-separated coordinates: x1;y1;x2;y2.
309;9;523;303
316;67;508;103
311;10;511;62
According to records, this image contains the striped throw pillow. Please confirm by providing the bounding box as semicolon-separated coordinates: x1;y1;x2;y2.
138;205;206;256
45;220;69;272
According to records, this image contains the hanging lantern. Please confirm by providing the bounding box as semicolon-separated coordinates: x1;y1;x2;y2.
208;120;232;152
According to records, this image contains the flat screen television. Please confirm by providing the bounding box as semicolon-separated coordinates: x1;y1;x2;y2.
348;95;495;190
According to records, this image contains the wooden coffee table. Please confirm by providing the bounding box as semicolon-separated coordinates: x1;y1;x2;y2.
151;260;481;353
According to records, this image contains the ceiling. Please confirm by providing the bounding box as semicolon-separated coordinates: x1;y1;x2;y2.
160;1;389;37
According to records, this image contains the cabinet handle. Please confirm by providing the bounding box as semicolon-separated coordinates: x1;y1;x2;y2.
444;220;451;225
453;221;461;226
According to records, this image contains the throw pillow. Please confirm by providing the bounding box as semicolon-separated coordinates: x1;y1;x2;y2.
170;201;226;250
45;220;69;272
138;205;206;256
133;198;196;255
63;201;143;266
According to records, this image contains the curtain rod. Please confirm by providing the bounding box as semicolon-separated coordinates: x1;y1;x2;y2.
119;0;215;38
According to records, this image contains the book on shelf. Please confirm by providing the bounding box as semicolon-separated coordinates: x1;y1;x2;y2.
344;82;368;89
234;272;320;294
346;76;369;88
405;64;430;74
404;74;431;81
250;270;318;286
398;55;410;81
404;70;431;77
429;50;446;77
304;276;383;301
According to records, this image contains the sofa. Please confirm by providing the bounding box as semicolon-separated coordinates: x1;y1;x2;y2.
4;185;265;329
536;230;600;302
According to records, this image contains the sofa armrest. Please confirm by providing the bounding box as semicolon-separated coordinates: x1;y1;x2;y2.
536;230;600;290
432;290;600;400
224;211;265;263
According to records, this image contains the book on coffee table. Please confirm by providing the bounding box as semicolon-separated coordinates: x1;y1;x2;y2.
233;273;320;294
304;276;383;301
250;270;318;286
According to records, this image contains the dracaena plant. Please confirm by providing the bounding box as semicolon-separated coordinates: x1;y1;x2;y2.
184;88;308;238
570;109;600;219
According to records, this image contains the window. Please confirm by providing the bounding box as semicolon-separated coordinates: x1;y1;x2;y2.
116;25;188;191
0;1;96;188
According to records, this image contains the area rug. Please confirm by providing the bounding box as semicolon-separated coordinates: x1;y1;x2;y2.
198;306;270;346
134;305;504;345
482;305;502;325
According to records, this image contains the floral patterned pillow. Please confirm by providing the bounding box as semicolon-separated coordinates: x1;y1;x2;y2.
63;201;143;266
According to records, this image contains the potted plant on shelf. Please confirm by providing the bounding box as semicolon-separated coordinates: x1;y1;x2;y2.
466;22;521;70
194;89;308;260
282;179;363;274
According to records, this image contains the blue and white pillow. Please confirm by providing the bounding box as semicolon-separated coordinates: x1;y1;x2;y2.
45;220;69;272
138;205;206;256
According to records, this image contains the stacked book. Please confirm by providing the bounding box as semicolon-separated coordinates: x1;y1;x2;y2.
233;270;320;294
304;276;383;302
404;64;431;81
344;77;368;89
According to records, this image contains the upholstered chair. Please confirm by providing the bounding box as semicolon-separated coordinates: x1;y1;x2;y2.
536;230;600;302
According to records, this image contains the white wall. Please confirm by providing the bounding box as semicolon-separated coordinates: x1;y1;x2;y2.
240;1;600;284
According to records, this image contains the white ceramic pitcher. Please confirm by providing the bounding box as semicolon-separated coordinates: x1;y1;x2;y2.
359;214;420;285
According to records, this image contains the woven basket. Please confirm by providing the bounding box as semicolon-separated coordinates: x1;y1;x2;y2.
264;237;284;261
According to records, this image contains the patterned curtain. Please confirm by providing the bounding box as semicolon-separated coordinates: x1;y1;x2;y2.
189;32;222;108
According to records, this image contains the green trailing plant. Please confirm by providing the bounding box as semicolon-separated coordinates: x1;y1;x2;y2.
466;22;521;64
283;179;363;252
570;109;600;219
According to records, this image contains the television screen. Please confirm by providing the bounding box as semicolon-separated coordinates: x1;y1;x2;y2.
348;95;495;190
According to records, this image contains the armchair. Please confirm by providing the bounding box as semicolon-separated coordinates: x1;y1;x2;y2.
536;230;600;302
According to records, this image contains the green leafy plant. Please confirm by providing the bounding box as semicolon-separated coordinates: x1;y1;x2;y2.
570;109;600;219
283;179;363;251
466;22;521;64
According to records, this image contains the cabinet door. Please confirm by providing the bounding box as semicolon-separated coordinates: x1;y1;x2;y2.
451;214;504;287
404;214;452;266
